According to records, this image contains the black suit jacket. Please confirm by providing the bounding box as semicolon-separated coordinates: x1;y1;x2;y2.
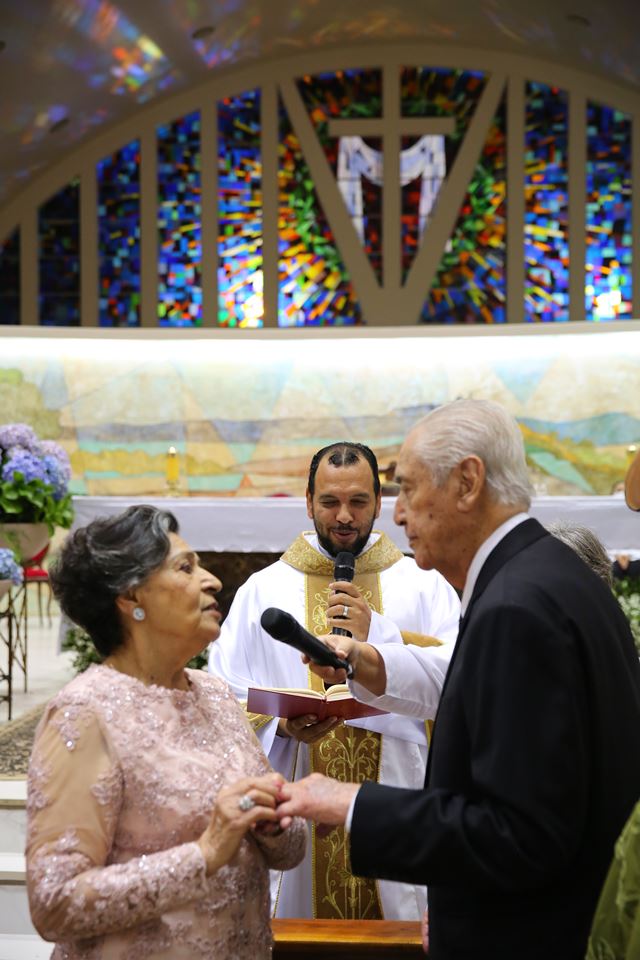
350;519;640;960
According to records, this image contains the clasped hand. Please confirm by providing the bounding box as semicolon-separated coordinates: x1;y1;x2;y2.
197;772;356;876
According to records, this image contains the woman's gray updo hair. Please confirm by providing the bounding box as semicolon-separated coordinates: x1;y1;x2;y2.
50;505;179;657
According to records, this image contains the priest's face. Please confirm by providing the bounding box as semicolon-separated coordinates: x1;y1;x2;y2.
306;456;382;558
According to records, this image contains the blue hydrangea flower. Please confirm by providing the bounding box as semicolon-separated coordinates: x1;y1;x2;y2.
1;449;48;485
42;455;70;500
0;424;39;455
0;548;24;585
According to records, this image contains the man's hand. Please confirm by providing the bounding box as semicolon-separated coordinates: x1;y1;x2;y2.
327;580;372;642
277;772;359;827
303;633;387;697
277;713;340;744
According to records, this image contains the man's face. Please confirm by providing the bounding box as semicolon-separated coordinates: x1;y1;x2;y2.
307;456;381;558
393;432;464;588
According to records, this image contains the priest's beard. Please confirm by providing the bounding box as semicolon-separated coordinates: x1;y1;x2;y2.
314;518;375;559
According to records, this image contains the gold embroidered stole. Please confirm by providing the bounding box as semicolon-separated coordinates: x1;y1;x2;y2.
281;532;403;919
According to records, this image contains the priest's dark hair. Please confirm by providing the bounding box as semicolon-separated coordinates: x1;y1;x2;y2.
307;442;380;497
50;505;179;657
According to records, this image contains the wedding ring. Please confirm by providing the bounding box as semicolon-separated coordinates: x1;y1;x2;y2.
342;605;349;617
238;794;255;812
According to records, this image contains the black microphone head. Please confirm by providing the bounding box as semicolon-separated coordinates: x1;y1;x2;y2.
260;607;293;640
333;551;355;582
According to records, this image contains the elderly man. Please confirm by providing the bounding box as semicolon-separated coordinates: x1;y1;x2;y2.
277;400;640;960
209;441;459;921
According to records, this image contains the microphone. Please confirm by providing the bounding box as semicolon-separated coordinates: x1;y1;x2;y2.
260;607;353;678
332;551;355;638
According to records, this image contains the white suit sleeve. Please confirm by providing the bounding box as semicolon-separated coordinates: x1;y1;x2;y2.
350;568;459;719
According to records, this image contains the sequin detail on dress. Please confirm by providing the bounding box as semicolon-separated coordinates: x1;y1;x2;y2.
26;665;306;959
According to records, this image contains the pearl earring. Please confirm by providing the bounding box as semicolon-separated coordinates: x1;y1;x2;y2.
132;606;146;622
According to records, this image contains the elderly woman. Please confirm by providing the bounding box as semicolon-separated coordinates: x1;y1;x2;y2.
26;505;305;959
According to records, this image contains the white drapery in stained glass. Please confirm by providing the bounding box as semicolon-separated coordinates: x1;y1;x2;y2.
336;134;446;242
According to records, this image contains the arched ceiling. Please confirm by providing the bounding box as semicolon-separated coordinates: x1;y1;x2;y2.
1;0;639;209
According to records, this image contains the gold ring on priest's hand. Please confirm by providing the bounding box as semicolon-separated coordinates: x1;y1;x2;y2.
238;794;255;812
342;605;349;617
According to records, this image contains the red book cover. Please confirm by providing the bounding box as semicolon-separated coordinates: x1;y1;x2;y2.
246;685;387;721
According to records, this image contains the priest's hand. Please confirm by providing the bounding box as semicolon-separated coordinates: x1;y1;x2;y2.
277;773;359;827
277;714;340;744
327;581;372;642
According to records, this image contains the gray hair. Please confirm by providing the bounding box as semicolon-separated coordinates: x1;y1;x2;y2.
50;505;179;657
410;399;533;509
546;520;613;588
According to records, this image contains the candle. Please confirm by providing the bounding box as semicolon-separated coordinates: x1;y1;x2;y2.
166;446;179;487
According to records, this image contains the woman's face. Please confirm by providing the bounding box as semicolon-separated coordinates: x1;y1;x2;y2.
134;532;222;657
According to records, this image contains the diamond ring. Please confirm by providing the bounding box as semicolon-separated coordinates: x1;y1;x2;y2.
342;605;349;617
238;794;255;812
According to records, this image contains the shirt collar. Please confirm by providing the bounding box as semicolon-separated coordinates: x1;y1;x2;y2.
460;513;529;616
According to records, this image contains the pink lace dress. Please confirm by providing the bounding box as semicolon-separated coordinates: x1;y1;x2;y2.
26;665;306;959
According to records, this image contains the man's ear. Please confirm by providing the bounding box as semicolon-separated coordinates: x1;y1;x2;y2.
374;490;382;519
456;456;485;512
305;487;313;520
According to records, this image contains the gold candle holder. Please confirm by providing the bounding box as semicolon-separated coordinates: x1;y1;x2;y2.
165;446;180;494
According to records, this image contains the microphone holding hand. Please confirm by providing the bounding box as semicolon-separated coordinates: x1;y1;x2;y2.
332;551;355;638
260;608;354;679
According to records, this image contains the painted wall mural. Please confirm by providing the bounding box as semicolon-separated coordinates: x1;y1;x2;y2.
1;330;638;498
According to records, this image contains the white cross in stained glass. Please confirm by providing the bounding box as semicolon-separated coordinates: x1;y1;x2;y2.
328;70;455;289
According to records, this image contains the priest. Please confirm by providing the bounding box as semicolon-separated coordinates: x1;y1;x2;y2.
209;441;459;921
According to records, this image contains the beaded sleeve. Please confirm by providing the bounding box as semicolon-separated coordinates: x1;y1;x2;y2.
26;705;209;941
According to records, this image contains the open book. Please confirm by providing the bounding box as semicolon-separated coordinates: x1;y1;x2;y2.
246;683;387;721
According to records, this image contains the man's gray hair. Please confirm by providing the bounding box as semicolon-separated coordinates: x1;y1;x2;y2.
546;520;613;588
410;399;534;509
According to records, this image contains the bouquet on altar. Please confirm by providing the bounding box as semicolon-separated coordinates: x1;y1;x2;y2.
0;423;74;534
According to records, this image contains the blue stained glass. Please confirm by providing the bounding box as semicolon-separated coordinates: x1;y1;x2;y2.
38;181;81;326
0;229;20;325
217;90;263;327
97;140;141;327
586;102;632;321
525;82;569;322
157;111;202;327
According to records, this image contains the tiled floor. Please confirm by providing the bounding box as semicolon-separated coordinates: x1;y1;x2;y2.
1;607;74;726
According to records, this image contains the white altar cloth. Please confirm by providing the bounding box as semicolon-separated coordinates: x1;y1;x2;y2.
71;495;640;556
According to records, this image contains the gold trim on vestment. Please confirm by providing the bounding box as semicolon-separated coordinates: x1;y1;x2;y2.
400;633;442;745
239;700;274;733
287;537;394;919
281;531;404;577
400;630;443;648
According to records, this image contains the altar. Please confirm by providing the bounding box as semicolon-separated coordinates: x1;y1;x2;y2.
72;495;640;554
70;495;640;621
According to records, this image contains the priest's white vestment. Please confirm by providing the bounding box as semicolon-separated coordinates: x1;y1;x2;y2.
208;531;459;920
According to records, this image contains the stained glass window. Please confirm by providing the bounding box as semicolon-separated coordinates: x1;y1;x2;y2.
97;140;141;326
525;83;569;322
279;73;366;326
217;90;263;328
402;70;506;324
299;69;383;289
157;112;202;327
0;229;20;326
586;102;632;320
402;68;487;287
39;181;81;326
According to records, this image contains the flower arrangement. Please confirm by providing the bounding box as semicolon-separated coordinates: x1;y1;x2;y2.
0;547;24;585
0;423;74;534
